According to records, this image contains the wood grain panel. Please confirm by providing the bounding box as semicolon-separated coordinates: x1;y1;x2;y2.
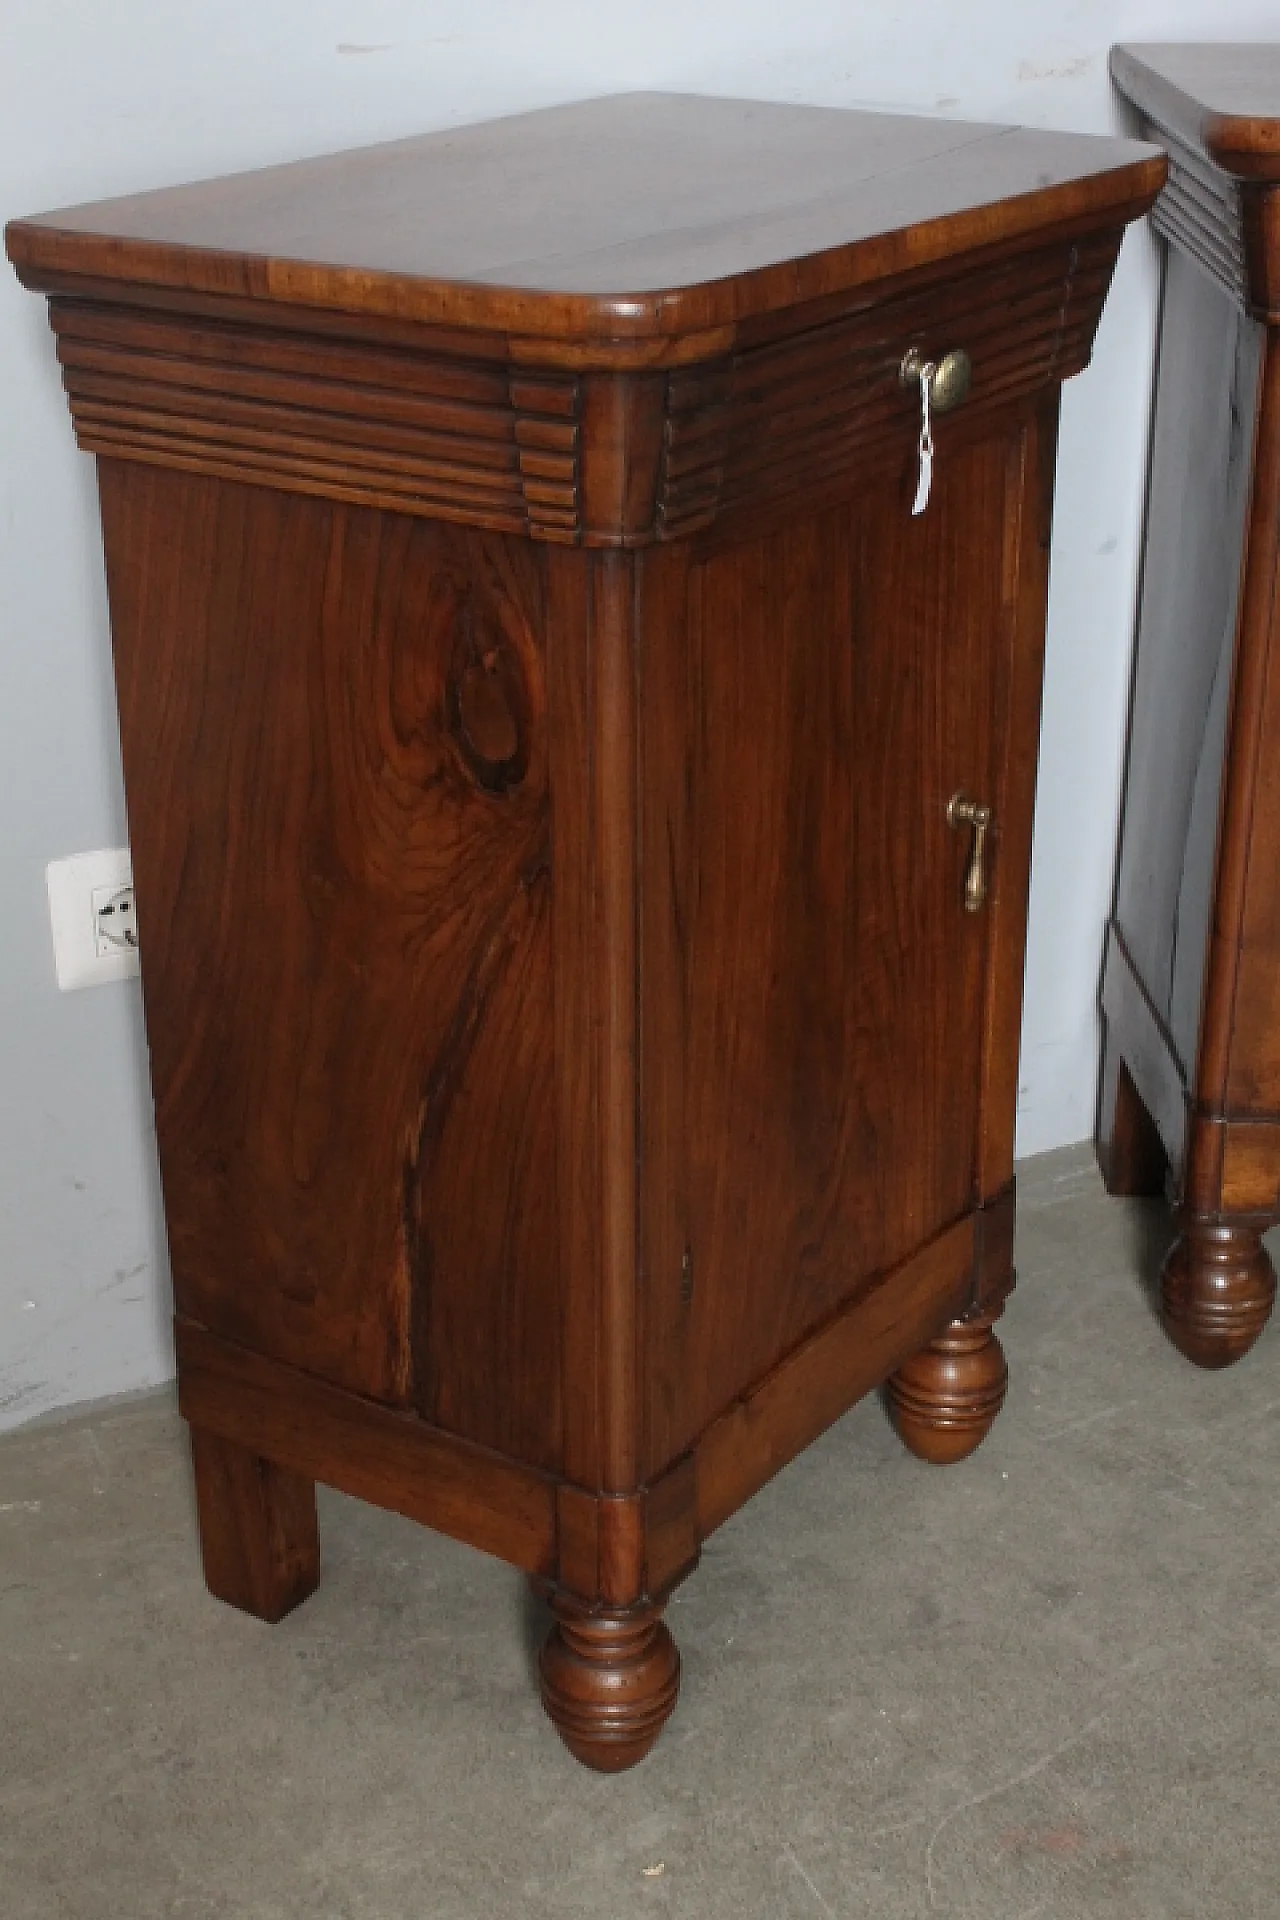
640;435;1010;1476
100;463;563;1465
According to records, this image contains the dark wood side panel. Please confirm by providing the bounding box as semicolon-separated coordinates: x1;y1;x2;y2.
639;433;1016;1478
100;463;562;1466
1110;245;1264;1142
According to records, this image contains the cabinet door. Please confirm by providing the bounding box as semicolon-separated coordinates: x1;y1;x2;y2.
640;422;1050;1475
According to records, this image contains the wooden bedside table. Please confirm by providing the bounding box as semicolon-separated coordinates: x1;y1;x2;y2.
7;95;1160;1770
1102;47;1280;1369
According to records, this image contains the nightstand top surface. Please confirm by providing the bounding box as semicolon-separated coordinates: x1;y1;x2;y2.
6;93;1160;344
1112;44;1280;178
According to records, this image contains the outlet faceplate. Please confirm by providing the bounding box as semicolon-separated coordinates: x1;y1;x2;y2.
46;848;140;991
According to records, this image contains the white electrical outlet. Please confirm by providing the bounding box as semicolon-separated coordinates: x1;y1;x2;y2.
46;848;141;991
91;879;138;958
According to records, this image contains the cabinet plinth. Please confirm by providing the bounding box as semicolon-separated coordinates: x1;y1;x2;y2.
1103;47;1280;1368
6;92;1159;1767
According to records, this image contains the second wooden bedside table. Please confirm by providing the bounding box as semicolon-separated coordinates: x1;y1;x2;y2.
1102;46;1280;1369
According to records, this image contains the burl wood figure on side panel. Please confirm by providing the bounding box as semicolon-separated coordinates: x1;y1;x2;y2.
6;95;1161;1770
1103;48;1280;1369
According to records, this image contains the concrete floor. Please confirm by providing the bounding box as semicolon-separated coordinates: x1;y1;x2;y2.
4;1145;1280;1919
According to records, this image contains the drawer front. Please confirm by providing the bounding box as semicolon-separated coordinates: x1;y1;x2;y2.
657;228;1121;540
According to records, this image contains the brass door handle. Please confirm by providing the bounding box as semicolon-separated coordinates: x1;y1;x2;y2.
947;792;992;913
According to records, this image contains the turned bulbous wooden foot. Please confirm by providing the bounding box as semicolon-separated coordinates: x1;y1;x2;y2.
887;1309;1008;1464
1161;1215;1276;1369
539;1600;681;1772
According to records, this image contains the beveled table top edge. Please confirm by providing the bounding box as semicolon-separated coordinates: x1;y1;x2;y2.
6;92;1164;348
1112;44;1280;181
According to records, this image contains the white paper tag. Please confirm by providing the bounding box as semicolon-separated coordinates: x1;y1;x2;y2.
911;443;933;516
911;365;935;517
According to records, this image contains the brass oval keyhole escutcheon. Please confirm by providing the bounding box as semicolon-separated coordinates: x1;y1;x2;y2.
900;347;973;413
947;792;992;913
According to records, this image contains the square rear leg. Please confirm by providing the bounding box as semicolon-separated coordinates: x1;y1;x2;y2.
189;1426;320;1623
1096;1022;1168;1198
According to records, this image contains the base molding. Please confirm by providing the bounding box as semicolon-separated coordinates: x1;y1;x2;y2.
692;1212;980;1536
1183;1113;1280;1217
176;1319;560;1577
177;1201;1003;1602
1102;921;1280;1216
